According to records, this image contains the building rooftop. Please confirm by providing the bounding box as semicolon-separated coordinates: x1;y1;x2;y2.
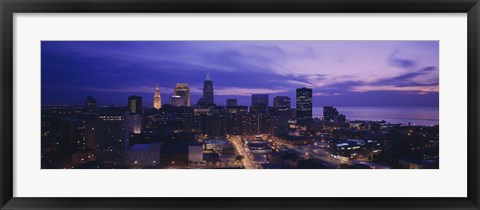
205;139;229;145
188;142;203;146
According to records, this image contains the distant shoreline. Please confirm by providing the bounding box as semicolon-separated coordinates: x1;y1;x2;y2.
312;106;439;126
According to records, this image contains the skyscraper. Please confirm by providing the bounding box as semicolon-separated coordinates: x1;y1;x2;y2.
203;73;214;105
251;94;269;114
127;95;143;134
296;87;313;125
170;95;187;107
96;107;127;167
84;96;97;115
126;114;142;134
83;96;97;151
273;96;291;111
128;95;142;114
272;96;291;136
174;83;190;107
154;83;161;109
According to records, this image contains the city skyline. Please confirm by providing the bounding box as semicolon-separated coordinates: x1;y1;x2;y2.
41;41;439;107
41;41;439;169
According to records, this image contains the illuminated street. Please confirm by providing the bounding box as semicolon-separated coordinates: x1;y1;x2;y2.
269;138;343;168
229;136;256;169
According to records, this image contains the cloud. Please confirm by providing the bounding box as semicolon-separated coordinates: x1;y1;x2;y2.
387;50;417;68
313;92;341;97
388;58;416;68
313;92;329;96
393;71;428;81
379;66;439;86
54;41;438;91
43;41;439;106
215;87;288;96
285;79;315;87
351;85;439;94
420;66;437;72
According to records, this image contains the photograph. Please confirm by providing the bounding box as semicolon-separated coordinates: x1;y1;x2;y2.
41;40;439;169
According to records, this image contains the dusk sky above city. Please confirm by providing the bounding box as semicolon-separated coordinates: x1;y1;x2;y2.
41;41;439;107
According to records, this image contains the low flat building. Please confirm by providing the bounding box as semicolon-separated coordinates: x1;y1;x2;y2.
205;139;231;152
203;149;220;163
125;143;161;168
245;140;271;154
188;142;203;163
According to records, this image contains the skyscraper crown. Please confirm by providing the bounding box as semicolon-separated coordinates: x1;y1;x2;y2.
205;73;211;81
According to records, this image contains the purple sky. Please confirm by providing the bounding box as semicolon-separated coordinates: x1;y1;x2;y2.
41;41;439;107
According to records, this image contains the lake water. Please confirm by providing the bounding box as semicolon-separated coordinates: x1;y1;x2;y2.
312;106;439;126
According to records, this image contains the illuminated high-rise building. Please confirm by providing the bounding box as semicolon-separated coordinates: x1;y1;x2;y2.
83;96;97;150
126;114;142;134
251;94;269;114
128;95;142;114
96;107;127;167
274;96;291;112
174;83;190;107
203;73;214;105
127;95;143;134
296;87;313;125
170;95;187;107
153;83;161;109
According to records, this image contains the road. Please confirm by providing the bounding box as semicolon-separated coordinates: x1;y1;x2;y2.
229;136;257;169
270;138;345;168
287;145;343;168
229;135;345;169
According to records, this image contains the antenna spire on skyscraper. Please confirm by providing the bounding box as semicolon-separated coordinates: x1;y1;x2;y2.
203;73;214;105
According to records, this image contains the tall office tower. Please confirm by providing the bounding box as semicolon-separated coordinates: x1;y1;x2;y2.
153;83;161;109
271;96;291;137
226;99;237;107
83;96;97;150
170;95;187;107
323;106;339;122
128;95;143;114
127;95;143;134
251;94;269;114
203;73;214;105
96;107;127;168
126;114;142;134
84;96;97;115
174;83;190;107
296;87;313;125
273;96;291;112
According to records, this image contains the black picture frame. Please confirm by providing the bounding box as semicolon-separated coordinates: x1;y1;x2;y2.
1;0;479;209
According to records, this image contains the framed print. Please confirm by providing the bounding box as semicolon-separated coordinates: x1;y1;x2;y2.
1;0;479;209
